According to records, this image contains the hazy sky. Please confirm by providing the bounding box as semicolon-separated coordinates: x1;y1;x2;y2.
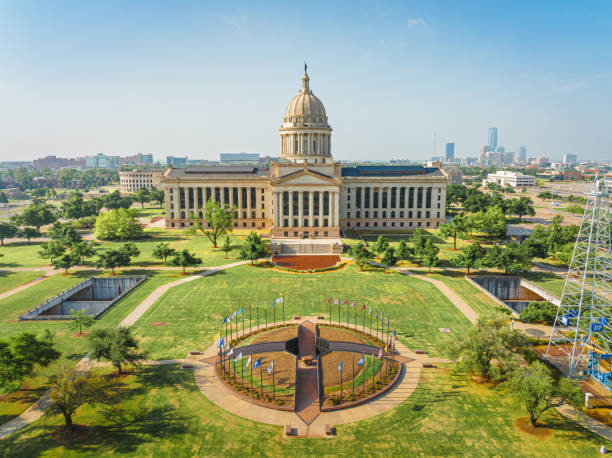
1;1;611;162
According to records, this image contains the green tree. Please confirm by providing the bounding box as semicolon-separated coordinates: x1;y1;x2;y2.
380;247;398;271
422;238;440;272
451;241;486;274
221;236;232;258
134;187;150;208
71;241;96;265
102;190;133;210
511;196;536;221
411;228;427;263
238;231;267;264
88;327;147;374
371;235;390;257
48;221;82;245
0;191;8;203
483;242;532;274
507;361;582;427
439;215;469;250
193;200;236;248
53;251;80;274
17;226;40;244
61;192;99;219
469;206;506;239
348;242;373;271
149;188;165;208
47;368;115;431
39;240;67;264
94;208;143;240
0;222;18;246
519;301;557;325
68;308;95;335
13;201;56;230
152;242;176;263
442;313;526;381
167;248;202;273
0;331;60;390
396;239;412;262
95;243;139;275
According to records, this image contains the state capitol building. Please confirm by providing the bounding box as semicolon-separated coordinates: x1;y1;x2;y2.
162;68;449;253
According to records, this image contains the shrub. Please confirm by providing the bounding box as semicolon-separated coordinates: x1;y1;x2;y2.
520;301;557;324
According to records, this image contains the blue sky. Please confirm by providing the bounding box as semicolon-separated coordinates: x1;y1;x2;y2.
1;0;610;162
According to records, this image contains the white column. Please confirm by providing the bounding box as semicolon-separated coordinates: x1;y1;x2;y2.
279;191;284;227
288;191;294;226
298;191;304;227
318;191;323;223
309;190;314;227
334;191;340;226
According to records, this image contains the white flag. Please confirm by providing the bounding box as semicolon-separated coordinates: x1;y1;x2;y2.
246;356;252;368
267;361;274;374
227;348;234;357
234;352;242;362
276;297;284;304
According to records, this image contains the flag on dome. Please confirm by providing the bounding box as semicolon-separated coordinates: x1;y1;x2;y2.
253;358;261;369
246;356;252;367
267;361;274;374
357;356;364;367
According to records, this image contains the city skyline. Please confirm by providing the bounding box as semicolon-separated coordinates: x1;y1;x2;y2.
1;1;611;162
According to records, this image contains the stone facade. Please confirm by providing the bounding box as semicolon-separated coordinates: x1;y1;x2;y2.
120;169;163;193
162;69;449;238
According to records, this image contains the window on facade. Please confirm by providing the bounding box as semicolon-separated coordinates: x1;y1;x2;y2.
417;187;423;208
382;188;388;208
284;231;288;237
437;212;440;218
206;187;212;202
303;218;309;227
198;211;203;219
214;187;220;202
391;211;395;218
243;211;247;219
223;188;229;205
346;212;350;219
181;211;185;219
294;231;298;237
283;191;289;216
250;188;256;208
391;187;397;208
232;188;238;206
426;211;430;219
171;222;175;227
179;188;185;209
251;211;256;219
313;191;320;216
356;187;361;208
293;218;298;227
365;222;369;227
365;211;369;218
303;192;309;216
374;211;378;218
418;211;421;218
382;211;386;218
408;187;414;208
241;188;247;208
323;191;329;215
188;188;194;208
426;187;432;208
373;188;379;208
364;187;370;208
323;218;328;227
198;188;203;207
292;191;299;215
314;218;319;227
400;187;405;208
356;211;360;218
170;212;174;219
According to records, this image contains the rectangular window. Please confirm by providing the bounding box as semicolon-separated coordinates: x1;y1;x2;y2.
323;191;329;215
391;187;397;208
417;187;423;208
364;187;370;208
292;191;299;215
224;188;230;205
214;187;221;203
250;187;256;208
205;187;212;202
382;188;388;208
283;191;289;216
314;191;320;216
233;188;238;206
408;187;414;208
426;187;432;208
197;188;203;207
373;188;379;209
188;188;194;208
179;188;185;209
303;192;309;216
356;187;362;209
240;188;246;208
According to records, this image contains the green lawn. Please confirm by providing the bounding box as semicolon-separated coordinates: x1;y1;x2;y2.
133;264;473;360
522;271;566;297
0;364;607;457
0;271;44;294
0;270;187;423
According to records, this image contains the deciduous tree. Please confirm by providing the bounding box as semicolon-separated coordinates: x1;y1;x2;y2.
192;200;236;248
152;242;176;263
348;242;373;271
17;226;40;244
451;241;486;274
88;327;147;374
0;222;18;246
238;231;267;264
167;248;202;273
68;308;95;335
371;235;390;257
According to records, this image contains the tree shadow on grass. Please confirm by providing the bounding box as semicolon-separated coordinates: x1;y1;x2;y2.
134;365;198;394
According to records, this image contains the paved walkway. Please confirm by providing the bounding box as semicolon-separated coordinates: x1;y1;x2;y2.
192;316;427;438
0;260;252;440
0;273;50;301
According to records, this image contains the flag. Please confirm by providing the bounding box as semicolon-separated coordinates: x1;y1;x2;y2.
276;297;284;304
228;316;231;323
222;316;227;324
270;300;275;307
216;338;224;349
338;361;343;371
326;297;332;304
232;310;237;318
377;348;383;358
237;307;243;316
357;356;364;367
227;348;234;357
267;361;274;374
344;299;348;305
351;302;356;308
333;298;339;305
393;329;396;337
246;355;252;367
381;311;384;321
253;358;261;369
374;311;378;319
368;306;372;315
360;304;365;311
213;332;220;343
234;352;243;362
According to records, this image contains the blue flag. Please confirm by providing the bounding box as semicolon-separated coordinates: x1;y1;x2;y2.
393;330;396;337
357;356;364;367
338;361;342;371
253;358;261;369
238;307;243;316
222;316;227;324
216;338;224;349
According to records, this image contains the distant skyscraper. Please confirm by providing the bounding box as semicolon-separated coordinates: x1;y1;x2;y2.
563;153;577;165
519;146;527;162
488;127;498;151
445;143;455;162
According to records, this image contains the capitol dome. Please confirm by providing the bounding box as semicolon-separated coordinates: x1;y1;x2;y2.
283;73;328;124
279;66;333;164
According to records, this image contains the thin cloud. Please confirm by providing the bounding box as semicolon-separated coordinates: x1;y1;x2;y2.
407;18;427;29
220;9;247;32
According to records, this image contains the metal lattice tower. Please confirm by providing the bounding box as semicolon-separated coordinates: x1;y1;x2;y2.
546;176;612;379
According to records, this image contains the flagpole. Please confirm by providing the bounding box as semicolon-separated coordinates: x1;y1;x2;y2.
354;305;356;330
272;360;275;401
250;359;253;395
346;302;349;327
242;309;244;337
225;318;228;346
369;311;372;337
265;303;268;329
352;354;355;399
249;305;252;334
273;301;276;326
257;302;259;332
329;300;331;326
376;311;379;341
233;358;236;385
363;306;365;333
338;301;340;326
362;353;365;393
241;356;244;388
282;299;285;325
260;363;263;398
340;364;343;400
371;352;375;391
387;317;390;350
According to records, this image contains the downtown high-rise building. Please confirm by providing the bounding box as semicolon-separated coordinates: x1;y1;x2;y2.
488;127;498;151
445;143;455;162
518;146;527;162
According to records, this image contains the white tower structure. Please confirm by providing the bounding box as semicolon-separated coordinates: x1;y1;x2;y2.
546;176;612;385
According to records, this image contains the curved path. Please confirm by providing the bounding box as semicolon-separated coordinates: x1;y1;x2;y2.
192;316;428;438
0;260;252;440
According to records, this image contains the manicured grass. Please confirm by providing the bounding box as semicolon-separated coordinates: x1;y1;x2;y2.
1;364;608;456
522;271;566;297
0;270;187;422
133;264;473;360
425;271;504;316
0;271;44;295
